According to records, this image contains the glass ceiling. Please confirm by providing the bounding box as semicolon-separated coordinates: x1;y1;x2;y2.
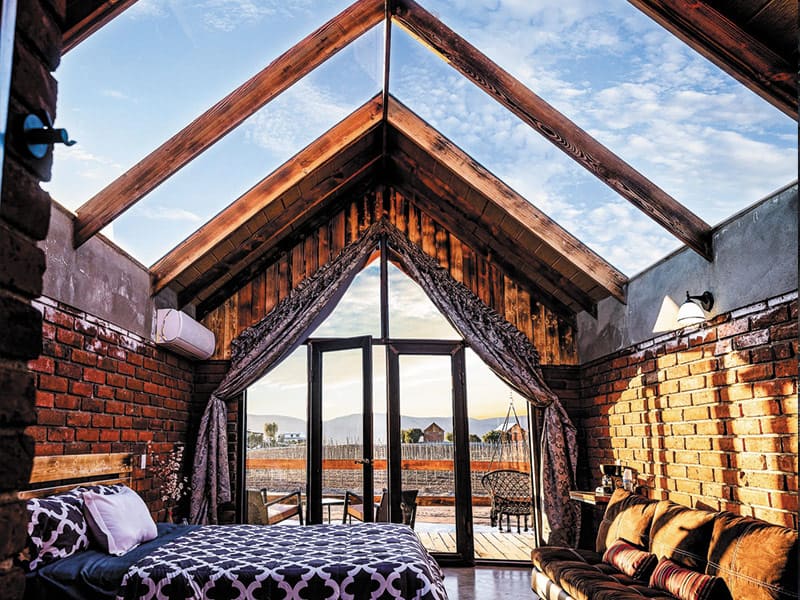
44;0;796;276
401;1;796;264
45;1;381;265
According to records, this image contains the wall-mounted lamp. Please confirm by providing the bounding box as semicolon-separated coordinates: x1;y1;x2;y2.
677;291;714;326
23;112;76;158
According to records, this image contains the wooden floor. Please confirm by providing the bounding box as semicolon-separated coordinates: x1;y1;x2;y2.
417;529;537;561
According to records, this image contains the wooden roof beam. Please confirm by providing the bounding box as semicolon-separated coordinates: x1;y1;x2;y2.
63;1;140;53
393;0;714;261
387;96;628;303
179;152;383;308
150;95;384;295
628;0;797;120
73;0;384;247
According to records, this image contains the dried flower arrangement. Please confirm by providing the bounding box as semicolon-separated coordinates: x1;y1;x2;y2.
149;444;188;520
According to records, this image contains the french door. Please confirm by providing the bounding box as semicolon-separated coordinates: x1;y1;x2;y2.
307;336;373;525
387;341;474;565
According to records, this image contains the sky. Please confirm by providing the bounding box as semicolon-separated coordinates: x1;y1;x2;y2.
42;0;796;422
247;260;526;422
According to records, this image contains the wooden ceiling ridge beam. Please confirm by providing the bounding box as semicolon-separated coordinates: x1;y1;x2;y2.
392;0;714;262
386;97;628;303
63;0;140;53
628;0;797;119
150;95;384;295
73;0;385;248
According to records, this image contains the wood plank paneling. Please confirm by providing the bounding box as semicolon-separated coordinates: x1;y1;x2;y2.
202;190;578;363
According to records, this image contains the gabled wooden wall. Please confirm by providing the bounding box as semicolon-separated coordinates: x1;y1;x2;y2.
200;188;578;365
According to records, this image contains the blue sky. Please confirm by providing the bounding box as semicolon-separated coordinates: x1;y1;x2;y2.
45;0;795;275
43;0;796;421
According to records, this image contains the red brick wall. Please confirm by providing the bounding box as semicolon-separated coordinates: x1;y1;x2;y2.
577;293;798;528
28;298;194;521
0;1;61;596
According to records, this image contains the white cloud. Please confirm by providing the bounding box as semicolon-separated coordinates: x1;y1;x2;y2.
130;205;203;222
101;89;131;100
242;80;352;157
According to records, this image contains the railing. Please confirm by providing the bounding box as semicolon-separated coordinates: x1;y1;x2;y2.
245;442;531;506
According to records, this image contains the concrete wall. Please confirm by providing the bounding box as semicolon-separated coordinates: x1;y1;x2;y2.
578;183;798;363
39;203;172;339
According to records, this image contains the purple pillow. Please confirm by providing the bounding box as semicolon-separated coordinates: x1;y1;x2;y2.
82;486;157;555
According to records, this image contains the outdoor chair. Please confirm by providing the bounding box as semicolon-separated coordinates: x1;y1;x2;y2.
343;489;418;528
481;469;532;533
260;488;304;525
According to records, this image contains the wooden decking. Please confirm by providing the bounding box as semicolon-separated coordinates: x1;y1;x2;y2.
417;529;537;561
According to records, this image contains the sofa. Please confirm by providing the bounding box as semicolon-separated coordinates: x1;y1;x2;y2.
531;489;798;600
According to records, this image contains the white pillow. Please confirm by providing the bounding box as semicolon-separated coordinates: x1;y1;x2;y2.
82;486;157;555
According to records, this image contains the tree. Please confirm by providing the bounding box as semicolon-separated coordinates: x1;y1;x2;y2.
401;428;423;443
469;434;481;443
263;422;278;446
482;430;502;444
445;432;454;442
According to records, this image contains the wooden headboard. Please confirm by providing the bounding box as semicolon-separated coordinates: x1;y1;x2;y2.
21;453;134;499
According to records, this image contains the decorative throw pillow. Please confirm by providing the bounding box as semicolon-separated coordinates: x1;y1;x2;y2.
21;491;90;571
602;538;658;580
649;557;723;600
83;486;157;555
77;483;126;496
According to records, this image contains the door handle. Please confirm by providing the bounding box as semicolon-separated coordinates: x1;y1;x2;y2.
354;458;372;465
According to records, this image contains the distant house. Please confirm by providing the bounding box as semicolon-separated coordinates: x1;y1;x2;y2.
278;432;306;445
423;422;445;443
500;422;527;442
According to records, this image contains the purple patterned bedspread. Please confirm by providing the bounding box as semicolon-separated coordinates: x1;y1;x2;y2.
116;523;447;600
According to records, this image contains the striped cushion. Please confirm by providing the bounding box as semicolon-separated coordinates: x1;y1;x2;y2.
602;538;657;580
649;557;722;600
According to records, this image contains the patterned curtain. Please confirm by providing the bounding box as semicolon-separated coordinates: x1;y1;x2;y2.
190;219;579;545
189;222;382;524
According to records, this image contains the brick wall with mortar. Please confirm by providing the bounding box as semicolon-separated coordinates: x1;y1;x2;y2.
0;1;61;596
28;298;195;521
575;292;798;528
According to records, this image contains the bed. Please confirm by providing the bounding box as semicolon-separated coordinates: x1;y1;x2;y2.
21;453;448;600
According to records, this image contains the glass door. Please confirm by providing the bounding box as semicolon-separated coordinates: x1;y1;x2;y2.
387;341;473;565
307;336;373;525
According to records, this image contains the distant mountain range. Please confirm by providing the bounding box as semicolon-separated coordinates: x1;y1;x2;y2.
247;413;524;443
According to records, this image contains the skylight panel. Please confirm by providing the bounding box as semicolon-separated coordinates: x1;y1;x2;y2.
47;18;382;266
47;0;357;204
413;0;796;227
390;27;680;276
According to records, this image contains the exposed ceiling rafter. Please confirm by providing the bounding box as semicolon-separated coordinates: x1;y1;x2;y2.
63;0;139;53
150;96;384;295
388;155;593;318
392;0;714;262
387;96;628;303
72;0;384;248
628;0;797;119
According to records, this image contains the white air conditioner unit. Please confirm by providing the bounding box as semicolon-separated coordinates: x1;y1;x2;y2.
155;309;215;360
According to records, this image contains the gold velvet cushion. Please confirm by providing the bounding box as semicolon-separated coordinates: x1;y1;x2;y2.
596;489;659;554
706;512;798;600
649;500;716;571
649;557;725;600
602;538;658;580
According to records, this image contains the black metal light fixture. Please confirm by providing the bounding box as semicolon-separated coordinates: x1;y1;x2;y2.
677;291;714;326
23;112;76;158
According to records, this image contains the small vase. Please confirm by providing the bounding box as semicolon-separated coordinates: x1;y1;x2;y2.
166;507;174;523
